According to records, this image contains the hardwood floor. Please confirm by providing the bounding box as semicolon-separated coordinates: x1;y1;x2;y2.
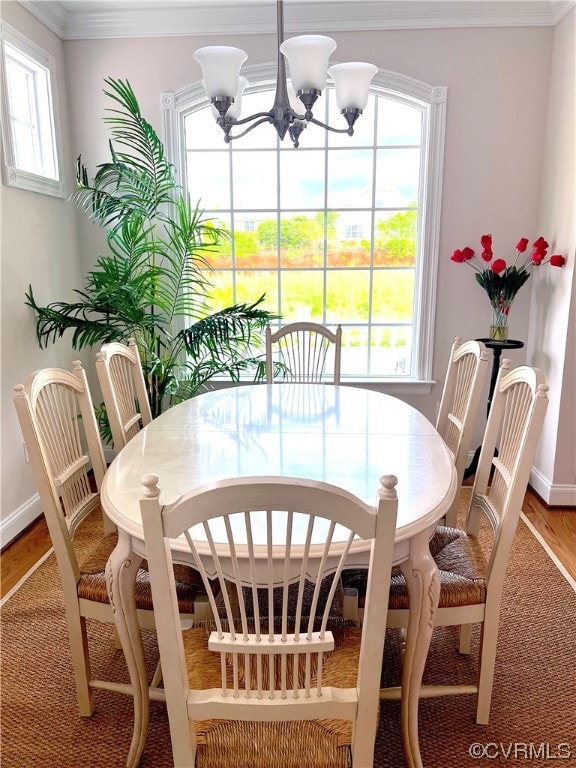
522;488;576;582
1;515;52;598
1;486;575;600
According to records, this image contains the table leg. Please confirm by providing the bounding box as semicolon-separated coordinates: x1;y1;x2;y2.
105;531;149;768
399;528;441;768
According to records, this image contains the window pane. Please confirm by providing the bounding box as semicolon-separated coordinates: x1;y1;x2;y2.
235;213;279;269
370;327;412;376
375;148;420;207
280;270;324;321
327;149;374;208
236;270;279;312
209;270;234;310
341;326;369;376
328;210;372;268
277;212;324;268
279;150;325;208
374;210;417;267
372;269;415;322
232;150;277;209
187;151;229;209
326;270;370;323
377;99;422;146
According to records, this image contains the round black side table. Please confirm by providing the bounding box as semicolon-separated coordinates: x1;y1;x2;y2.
463;338;524;480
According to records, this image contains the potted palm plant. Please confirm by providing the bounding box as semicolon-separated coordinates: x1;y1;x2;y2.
26;78;277;424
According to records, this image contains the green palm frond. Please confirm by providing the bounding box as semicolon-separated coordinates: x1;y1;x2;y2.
71;78;176;230
180;298;277;358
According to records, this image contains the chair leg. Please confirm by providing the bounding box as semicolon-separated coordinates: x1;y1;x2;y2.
475;618;499;724
66;610;95;716
458;624;472;654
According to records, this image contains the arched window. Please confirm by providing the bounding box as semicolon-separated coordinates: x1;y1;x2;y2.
163;66;446;389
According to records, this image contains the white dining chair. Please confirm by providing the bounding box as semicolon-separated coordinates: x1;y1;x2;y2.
140;473;399;768
436;336;489;526
95;337;152;450
382;360;549;724
265;322;342;384
13;362;201;718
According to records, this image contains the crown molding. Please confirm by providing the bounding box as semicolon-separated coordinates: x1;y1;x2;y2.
18;0;574;40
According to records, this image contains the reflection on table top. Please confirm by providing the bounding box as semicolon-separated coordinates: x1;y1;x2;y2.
102;384;456;545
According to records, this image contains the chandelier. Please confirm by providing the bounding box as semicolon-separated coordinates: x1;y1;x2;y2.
193;0;378;148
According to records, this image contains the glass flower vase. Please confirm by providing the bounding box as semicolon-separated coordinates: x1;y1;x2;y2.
490;302;511;342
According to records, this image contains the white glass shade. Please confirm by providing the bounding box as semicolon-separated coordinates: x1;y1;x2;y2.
327;62;378;110
211;76;249;120
279;35;336;92
194;46;247;99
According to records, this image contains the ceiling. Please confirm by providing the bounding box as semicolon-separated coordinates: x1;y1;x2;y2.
19;0;575;40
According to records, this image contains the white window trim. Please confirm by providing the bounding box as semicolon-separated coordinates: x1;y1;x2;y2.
162;67;446;394
0;21;65;198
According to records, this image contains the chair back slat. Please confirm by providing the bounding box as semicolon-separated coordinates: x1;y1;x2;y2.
95;338;152;451
266;322;342;384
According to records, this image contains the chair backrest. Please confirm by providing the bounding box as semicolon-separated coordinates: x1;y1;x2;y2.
466;360;549;589
141;473;398;767
436;336;489;489
13;361;111;595
95;338;152;450
265;322;342;384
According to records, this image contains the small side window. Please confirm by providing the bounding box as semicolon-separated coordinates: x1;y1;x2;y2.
0;22;65;197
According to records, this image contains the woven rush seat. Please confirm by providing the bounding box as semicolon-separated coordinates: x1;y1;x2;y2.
77;530;203;612
389;526;487;609
342;526;488;611
182;623;362;768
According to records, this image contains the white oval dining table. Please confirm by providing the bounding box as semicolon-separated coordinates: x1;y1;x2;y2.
102;383;457;768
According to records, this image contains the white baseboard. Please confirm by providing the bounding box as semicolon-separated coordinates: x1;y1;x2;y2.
0;493;43;548
529;467;576;507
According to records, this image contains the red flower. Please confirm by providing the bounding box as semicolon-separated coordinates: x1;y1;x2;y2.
531;251;545;265
451;249;465;263
480;234;492;250
533;236;549;251
481;248;493;261
516;237;529;253
462;246;475;260
491;259;507;274
550;254;566;267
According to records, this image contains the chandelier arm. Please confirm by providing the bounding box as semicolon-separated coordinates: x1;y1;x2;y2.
225;110;273;128
307;116;354;136
224;115;276;142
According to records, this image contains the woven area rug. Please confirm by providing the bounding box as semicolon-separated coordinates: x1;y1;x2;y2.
1;490;575;768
